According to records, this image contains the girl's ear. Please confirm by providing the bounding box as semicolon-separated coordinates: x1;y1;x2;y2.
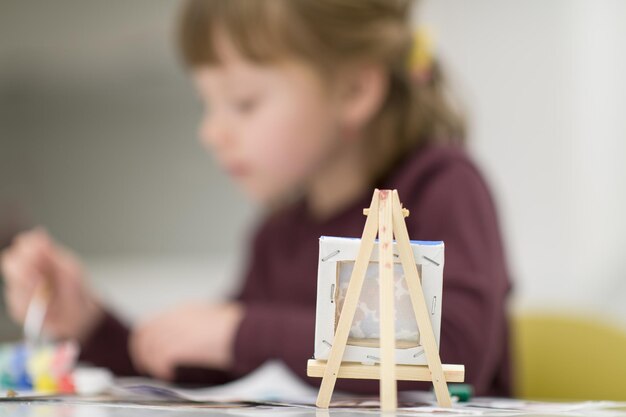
337;65;389;139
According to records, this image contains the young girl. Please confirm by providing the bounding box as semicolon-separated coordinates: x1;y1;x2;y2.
1;0;511;396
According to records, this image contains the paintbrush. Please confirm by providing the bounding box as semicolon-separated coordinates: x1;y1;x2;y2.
23;281;50;344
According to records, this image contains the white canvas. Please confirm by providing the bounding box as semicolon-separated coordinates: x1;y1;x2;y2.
313;236;444;365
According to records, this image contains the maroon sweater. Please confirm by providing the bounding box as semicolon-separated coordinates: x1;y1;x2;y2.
80;144;512;396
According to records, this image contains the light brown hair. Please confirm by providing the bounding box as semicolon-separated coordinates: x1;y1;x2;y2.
178;0;465;185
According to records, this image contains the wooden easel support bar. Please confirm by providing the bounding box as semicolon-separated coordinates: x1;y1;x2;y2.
363;208;410;217
307;360;465;383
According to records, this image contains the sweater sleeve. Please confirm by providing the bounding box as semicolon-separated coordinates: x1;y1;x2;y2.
228;217;321;381
231;303;316;377
79;310;233;385
78;310;139;376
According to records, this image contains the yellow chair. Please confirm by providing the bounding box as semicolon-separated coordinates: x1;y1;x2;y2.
513;312;626;401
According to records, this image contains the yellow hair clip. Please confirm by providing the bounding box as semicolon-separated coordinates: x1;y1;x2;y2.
408;28;433;83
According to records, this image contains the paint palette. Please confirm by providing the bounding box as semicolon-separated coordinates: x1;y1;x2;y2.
0;341;79;394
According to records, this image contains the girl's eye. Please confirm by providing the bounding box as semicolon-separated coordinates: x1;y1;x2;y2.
232;96;260;114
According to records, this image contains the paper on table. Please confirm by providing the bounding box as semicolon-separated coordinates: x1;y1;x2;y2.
113;360;319;404
110;362;626;415
464;398;626;413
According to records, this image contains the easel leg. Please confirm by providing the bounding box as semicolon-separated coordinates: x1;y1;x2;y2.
378;190;397;412
316;190;380;408
391;191;452;407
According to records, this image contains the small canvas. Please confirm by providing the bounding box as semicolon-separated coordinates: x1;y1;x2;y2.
314;236;444;365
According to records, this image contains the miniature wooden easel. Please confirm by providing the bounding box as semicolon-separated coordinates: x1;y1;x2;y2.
307;189;464;412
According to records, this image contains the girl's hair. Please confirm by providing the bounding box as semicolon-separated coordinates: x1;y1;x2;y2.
178;0;465;185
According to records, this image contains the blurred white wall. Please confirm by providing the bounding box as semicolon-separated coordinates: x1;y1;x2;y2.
1;1;625;331
0;0;254;259
420;0;626;324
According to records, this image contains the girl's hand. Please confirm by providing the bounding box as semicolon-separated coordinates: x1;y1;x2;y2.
129;302;244;380
0;228;103;342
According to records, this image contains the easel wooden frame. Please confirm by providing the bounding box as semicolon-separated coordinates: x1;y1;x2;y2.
307;189;464;411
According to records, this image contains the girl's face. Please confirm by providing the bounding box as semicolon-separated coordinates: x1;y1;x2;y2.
193;42;342;204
